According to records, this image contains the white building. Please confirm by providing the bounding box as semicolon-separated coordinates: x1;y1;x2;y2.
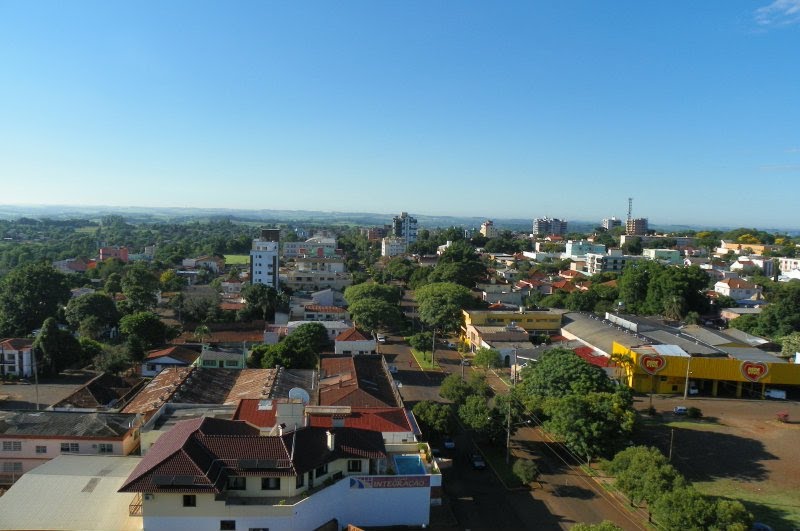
532;217;568;236
391;212;418;245
564;240;606;259
584;250;643;275
250;229;280;290
480;220;498;239
0;338;34;378
714;278;762;301
382;237;407;257
602;217;622;230
282;236;338;259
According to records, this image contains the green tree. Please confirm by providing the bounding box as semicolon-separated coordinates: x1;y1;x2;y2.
104;272;122;297
412;400;452;435
159;269;186;292
407;332;433;353
0;263;71;336
512;459;540;485
257;322;330;369
605;446;684;508
119;311;170;350
543;391;635;463
518;348;615;410
458;395;492;432
347;298;403;332
120;263;159;314
415;283;473;347
473;347;500;369
439;373;472;404
651;487;716;530
344;282;401;305
64;292;119;334
428;240;486;287
241;283;278;321
33;317;82;376
94;344;132;375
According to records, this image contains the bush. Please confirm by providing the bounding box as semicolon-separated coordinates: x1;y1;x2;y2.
512;459;540;484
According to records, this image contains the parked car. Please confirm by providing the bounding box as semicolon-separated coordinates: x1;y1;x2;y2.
376;334;387;343
470;453;486;470
460;359;470;366
388;364;398;374
673;406;688;415
443;436;455;450
446;341;457;350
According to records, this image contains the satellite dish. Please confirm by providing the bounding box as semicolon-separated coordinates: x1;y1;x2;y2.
288;387;310;405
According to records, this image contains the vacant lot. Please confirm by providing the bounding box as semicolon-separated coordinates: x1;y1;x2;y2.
635;395;800;529
224;254;250;265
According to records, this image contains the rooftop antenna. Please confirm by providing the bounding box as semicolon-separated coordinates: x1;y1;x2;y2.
627;197;633;221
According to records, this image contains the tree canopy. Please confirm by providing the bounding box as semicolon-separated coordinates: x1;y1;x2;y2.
415;282;473;335
518;348;616;407
0;263;71;336
64;292;119;336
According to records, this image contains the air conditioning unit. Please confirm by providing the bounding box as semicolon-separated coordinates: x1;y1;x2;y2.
144;494;155;501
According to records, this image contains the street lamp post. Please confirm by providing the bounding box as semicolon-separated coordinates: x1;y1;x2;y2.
683;355;693;400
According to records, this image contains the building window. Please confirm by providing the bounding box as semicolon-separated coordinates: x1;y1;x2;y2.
36;445;47;454
225;360;239;367
98;443;113;454
261;477;280;490
183;494;196;507
60;442;79;453
227;477;246;490
295;474;304;488
347;460;362;473
315;464;328;478
2;462;22;473
2;441;22;451
220;521;236;530
203;360;217;367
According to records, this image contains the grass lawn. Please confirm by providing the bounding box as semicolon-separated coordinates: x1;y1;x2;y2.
410;349;439;370
224;254;250;265
694;478;800;530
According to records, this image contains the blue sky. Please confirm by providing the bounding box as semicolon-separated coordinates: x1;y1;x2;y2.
1;1;799;228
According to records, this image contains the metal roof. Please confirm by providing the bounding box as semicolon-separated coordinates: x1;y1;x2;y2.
0;411;140;438
0;455;142;531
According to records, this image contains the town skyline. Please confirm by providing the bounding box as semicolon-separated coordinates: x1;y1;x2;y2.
2;1;800;227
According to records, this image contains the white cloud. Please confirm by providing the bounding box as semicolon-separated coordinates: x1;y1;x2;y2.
755;0;800;26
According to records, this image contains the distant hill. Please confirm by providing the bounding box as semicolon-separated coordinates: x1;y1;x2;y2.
0;204;797;235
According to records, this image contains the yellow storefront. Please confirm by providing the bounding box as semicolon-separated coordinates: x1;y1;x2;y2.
612;341;800;398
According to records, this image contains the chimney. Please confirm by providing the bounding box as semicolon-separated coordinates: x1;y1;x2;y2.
326;430;335;452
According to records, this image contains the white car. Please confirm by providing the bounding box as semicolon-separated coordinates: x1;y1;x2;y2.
376;334;387;343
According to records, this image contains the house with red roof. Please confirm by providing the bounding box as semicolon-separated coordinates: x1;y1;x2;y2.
334;328;376;355
141;346;201;377
0;338;34;378
118;416;437;530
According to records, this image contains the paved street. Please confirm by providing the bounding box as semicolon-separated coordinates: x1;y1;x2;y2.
381;328;646;530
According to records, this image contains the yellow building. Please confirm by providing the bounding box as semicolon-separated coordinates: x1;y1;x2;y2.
612;341;800;398
461;309;562;348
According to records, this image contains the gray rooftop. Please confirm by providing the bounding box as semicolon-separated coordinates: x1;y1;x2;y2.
0;411;140;438
561;312;646;355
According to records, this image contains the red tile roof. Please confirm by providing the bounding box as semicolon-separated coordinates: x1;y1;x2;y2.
145;346;200;364
335;328;369;342
319;356;398;408
0;338;33;351
119;417;385;494
309;408;412;433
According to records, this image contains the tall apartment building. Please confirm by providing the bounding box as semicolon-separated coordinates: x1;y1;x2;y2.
392;212;418;245
602;217;622;230
250;229;280;290
532;217;568;237
480;220;498;239
626;218;649;236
